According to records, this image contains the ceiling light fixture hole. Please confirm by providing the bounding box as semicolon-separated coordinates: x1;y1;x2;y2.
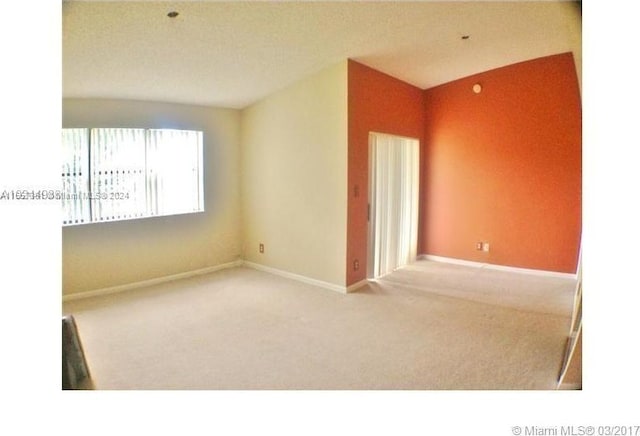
167;11;179;18
461;35;470;40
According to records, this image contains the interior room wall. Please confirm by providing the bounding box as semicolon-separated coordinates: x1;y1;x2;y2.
347;60;426;286
240;61;348;287
422;52;582;273
62;98;242;295
62;52;581;296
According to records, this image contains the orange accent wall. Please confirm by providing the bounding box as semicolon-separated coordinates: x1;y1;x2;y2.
347;60;426;286
422;53;582;273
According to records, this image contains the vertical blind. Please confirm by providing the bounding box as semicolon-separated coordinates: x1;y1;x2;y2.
368;132;420;278
90;128;147;222
61;128;204;225
62;129;91;225
147;129;203;217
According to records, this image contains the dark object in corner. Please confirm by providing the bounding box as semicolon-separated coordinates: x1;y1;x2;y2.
62;315;94;390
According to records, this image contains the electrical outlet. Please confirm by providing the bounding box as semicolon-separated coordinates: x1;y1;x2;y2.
483;242;490;252
353;259;359;271
476;242;483;251
259;243;264;253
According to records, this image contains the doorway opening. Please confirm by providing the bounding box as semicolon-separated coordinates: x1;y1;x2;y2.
367;132;420;279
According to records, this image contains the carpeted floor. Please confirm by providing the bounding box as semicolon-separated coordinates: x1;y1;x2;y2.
62;260;577;390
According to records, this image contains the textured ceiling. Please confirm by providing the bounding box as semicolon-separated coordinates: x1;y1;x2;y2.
62;1;581;109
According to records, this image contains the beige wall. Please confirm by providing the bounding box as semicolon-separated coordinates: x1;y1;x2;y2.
62;99;242;295
240;62;348;287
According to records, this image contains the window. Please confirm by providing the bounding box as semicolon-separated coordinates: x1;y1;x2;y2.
62;128;91;224
62;128;204;226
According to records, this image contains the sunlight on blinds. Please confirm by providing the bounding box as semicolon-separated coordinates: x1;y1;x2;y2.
146;129;203;216
62;129;90;225
61;127;204;226
90;128;147;222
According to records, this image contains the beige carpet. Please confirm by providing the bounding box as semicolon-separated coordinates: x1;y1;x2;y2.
62;260;576;390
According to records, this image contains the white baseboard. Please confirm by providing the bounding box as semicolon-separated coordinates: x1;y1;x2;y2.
63;254;575;303
241;261;348;294
346;279;370;293
63;259;356;302
62;260;243;302
419;254;577;279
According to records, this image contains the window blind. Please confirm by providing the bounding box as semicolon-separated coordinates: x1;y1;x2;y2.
61;127;204;226
61;128;90;225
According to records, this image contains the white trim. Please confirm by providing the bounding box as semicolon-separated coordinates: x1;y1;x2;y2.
419;255;577;279
242;261;347;294
558;323;582;388
62;260;243;302
346;279;369;293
